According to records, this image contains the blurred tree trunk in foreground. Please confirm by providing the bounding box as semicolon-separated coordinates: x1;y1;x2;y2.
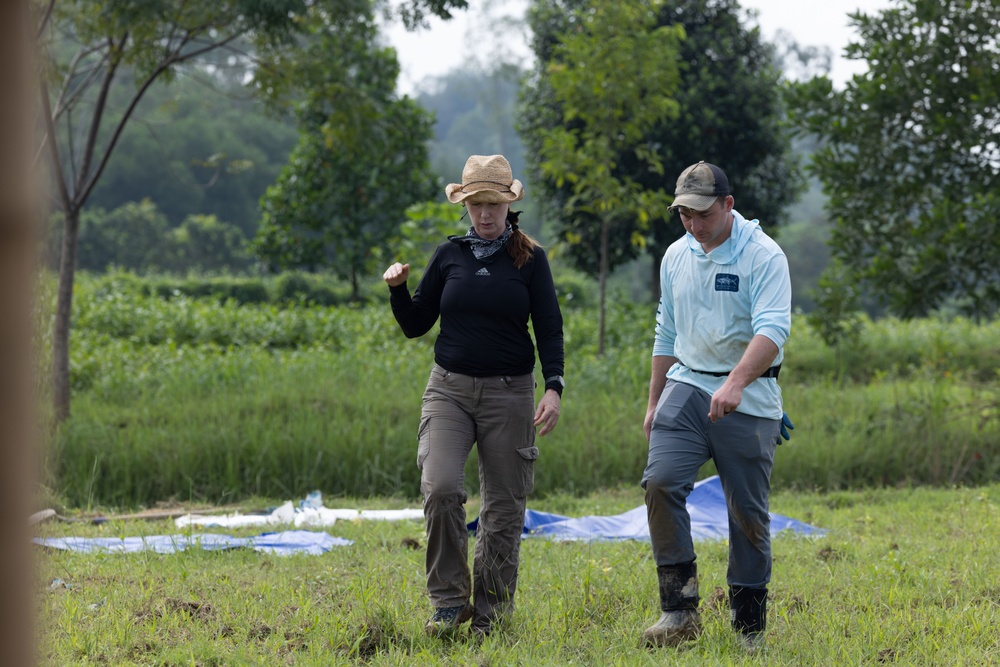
0;2;38;664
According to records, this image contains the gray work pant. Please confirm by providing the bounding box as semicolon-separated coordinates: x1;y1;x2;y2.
641;380;780;588
417;364;537;630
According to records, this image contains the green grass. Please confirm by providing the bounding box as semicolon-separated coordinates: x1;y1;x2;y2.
31;272;1000;664
34;483;1000;666
48;346;1000;508
35;271;999;507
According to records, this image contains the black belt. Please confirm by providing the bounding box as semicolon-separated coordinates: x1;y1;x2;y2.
684;364;781;380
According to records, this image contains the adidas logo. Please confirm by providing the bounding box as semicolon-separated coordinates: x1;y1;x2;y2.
476;268;490;276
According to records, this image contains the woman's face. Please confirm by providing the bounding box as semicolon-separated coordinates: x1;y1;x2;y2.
466;199;509;240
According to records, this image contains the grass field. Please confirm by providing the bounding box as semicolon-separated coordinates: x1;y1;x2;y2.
33;482;1000;666
39;272;1000;508
31;271;1000;664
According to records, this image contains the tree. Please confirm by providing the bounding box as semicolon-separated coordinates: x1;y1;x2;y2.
75;199;170;272
0;3;39;662
253;3;436;301
787;0;1000;319
527;0;684;354
86;70;300;239
165;214;252;273
522;0;803;297
418;63;548;239
35;0;467;421
391;201;464;273
806;258;864;377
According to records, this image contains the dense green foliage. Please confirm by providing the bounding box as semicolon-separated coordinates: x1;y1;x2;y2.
254;1;436;297
66;202;253;274
43;273;999;508
38;0;471;422
33;0;1000;503
530;0;683;353
35;3;835;297
38;0;322;238
34;484;1000;665
521;0;804;292
787;0;1000;319
81;71;299;241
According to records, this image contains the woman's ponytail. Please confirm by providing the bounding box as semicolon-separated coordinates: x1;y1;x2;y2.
506;210;541;268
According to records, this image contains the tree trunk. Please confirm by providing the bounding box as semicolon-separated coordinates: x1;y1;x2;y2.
52;208;80;423
0;0;39;662
598;217;610;355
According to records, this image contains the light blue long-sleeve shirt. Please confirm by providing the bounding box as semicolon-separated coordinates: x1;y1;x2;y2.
653;209;791;419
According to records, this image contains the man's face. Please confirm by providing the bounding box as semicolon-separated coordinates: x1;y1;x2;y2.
677;195;734;251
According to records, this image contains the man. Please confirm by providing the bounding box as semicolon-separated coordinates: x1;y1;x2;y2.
640;161;791;651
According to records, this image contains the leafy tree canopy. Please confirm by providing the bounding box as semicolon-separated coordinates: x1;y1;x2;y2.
787;0;1000;319
524;0;684;352
75;199;171;273
521;0;803;292
36;0;467;420
84;70;299;239
254;1;436;299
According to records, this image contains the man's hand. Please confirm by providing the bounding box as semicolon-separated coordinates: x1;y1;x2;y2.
643;407;656;441
708;381;743;422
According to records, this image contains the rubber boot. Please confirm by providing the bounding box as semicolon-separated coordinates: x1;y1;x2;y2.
730;586;767;653
642;562;701;648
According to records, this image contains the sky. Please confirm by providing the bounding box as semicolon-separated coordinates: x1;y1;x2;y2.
384;0;896;95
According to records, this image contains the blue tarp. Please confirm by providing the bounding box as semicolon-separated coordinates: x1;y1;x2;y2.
34;530;352;556
35;476;824;556
469;475;825;541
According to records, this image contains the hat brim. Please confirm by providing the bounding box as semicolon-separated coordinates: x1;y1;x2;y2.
446;179;524;204
669;193;720;211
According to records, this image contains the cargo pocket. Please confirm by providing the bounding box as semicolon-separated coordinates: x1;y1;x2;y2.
653;381;707;432
516;445;539;495
417;413;431;471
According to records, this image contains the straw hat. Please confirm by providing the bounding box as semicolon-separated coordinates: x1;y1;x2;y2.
445;154;524;204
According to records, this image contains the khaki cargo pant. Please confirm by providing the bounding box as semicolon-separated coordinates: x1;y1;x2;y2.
417;364;537;631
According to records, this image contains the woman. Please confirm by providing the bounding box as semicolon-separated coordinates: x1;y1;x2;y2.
383;154;564;639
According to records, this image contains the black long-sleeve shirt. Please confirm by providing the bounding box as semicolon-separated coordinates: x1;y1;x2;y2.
389;239;564;389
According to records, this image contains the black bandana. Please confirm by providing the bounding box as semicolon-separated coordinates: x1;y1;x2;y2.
448;211;522;264
449;223;512;263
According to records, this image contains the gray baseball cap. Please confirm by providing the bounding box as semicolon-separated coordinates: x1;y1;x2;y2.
669;161;730;211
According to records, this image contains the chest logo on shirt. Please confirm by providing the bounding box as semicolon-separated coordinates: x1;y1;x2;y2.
476;267;490;276
715;273;739;292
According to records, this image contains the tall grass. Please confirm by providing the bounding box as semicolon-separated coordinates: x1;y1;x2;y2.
41;272;1000;508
